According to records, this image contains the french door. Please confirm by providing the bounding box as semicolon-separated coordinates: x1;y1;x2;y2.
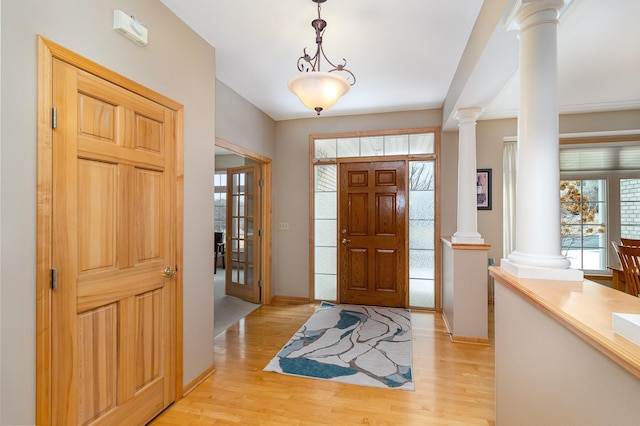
225;164;262;303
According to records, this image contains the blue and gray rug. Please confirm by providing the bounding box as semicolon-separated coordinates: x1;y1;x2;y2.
264;302;414;390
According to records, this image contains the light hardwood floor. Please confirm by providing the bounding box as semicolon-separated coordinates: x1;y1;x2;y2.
150;303;495;425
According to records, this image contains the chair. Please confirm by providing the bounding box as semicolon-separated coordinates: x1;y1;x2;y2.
621;238;640;247
612;242;640;297
214;232;225;274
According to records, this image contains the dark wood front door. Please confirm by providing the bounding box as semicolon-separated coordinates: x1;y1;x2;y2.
339;161;407;307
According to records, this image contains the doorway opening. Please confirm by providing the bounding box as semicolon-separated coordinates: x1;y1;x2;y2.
214;138;273;334
310;128;441;310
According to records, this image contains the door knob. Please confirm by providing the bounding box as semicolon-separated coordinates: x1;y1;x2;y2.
163;266;178;278
341;238;351;244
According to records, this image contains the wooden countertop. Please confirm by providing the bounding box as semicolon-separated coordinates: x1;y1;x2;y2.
489;265;640;379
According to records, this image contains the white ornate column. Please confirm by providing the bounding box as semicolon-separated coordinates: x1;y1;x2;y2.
452;107;484;244
502;0;583;281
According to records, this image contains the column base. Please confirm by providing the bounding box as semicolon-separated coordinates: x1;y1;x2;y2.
452;232;484;244
501;258;584;281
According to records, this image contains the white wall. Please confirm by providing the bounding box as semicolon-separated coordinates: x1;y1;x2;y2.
441;243;489;341
0;1;216;423
215;154;246;170
475;118;518;261
495;281;640;425
215;79;276;160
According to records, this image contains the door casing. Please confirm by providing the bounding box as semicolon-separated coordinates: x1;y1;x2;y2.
215;138;273;305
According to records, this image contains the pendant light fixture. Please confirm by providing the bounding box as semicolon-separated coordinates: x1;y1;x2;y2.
288;0;356;115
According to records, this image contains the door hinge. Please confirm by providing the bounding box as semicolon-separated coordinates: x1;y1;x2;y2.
258;229;263;237
258;279;264;288
259;179;264;187
51;268;58;290
52;108;57;129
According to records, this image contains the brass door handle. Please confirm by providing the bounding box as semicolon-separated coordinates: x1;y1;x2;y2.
163;266;178;278
341;238;351;244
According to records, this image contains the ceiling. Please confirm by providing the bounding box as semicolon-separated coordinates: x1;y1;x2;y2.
160;0;640;130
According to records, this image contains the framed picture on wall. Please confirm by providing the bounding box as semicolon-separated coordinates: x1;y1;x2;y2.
476;169;492;210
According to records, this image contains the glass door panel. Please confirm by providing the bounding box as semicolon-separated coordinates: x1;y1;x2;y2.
225;164;261;303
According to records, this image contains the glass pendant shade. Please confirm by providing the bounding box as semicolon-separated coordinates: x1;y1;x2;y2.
288;71;351;114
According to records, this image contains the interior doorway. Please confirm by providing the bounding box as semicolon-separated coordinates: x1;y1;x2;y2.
213;138;272;334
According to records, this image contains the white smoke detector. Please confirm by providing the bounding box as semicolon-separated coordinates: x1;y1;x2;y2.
113;10;148;46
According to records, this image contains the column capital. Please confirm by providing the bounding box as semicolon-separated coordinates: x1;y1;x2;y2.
455;107;482;125
505;0;564;31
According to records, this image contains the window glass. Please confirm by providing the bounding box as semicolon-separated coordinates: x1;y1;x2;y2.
560;179;607;271
214;172;227;232
409;161;435;307
315;139;337;159
314;164;337;301
384;135;409;156
409;133;435;155
337;138;360;158
360;136;384;156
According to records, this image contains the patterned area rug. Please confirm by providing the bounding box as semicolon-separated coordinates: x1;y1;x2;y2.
264;302;414;390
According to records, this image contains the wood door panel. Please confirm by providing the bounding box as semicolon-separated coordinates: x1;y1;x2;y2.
346;247;368;290
135;289;163;390
347;193;368;235
78;93;116;142
375;249;397;291
340;161;407;307
376;193;397;236
78;159;117;272
77;304;118;425
135;115;164;153
375;169;397;186
135;169;164;262
347;170;368;187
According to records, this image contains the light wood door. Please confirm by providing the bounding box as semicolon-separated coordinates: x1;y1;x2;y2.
225;164;262;303
50;58;177;425
339;161;407;307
